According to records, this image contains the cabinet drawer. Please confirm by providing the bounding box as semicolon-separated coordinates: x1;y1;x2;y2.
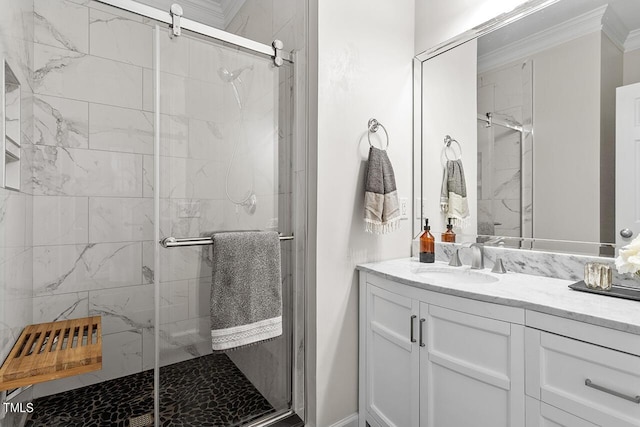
529;330;640;426
526;397;598;427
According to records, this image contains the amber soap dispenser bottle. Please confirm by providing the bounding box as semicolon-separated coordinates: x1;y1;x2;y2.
442;218;456;243
420;219;435;263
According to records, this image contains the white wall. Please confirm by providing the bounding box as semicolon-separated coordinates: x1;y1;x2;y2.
533;33;601;244
313;0;415;425
415;0;527;54
623;48;640;85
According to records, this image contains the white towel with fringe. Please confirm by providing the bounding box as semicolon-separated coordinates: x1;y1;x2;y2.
364;147;401;234
440;159;469;226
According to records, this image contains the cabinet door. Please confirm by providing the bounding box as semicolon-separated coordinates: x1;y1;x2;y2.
420;304;525;427
365;283;420;427
526;397;599;427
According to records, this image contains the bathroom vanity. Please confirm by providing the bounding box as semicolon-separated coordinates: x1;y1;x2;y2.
357;259;640;427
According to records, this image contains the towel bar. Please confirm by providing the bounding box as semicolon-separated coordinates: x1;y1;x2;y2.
160;234;294;248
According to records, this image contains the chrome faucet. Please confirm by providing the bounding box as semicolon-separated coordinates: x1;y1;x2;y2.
461;243;484;269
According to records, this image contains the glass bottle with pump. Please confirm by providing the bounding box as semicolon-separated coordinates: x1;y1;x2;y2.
419;219;435;263
442;218;456;243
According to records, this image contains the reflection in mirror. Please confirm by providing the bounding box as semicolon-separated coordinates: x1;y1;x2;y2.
3;60;20;191
415;0;640;256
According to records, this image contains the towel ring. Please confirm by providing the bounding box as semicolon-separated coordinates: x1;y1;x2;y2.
443;135;462;160
367;118;389;150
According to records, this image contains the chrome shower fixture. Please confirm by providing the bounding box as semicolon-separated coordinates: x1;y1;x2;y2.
217;65;253;109
217;65;254;83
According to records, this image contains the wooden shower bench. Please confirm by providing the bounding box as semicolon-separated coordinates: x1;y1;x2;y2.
0;316;102;391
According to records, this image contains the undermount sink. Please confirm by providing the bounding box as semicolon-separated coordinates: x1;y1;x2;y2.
413;266;500;284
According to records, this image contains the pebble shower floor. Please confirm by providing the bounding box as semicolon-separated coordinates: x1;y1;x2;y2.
24;353;275;427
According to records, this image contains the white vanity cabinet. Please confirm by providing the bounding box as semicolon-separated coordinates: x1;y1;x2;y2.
525;313;640;427
359;272;526;427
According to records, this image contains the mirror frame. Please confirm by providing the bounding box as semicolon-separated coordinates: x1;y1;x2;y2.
412;0;619;254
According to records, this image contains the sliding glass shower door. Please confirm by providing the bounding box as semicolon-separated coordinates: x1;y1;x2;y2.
153;26;295;426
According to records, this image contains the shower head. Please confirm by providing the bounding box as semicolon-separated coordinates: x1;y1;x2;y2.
217;65;254;83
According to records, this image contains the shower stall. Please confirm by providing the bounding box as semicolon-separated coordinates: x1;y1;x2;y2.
0;0;306;426
476;59;533;244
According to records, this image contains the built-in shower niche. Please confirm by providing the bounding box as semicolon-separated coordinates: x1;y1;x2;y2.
2;60;20;191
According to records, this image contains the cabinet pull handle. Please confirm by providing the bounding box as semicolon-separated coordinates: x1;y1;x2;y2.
419;318;426;347
410;315;417;343
585;379;640;404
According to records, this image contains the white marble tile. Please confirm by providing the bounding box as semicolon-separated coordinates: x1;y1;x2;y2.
0;247;33;298
87;1;144;21
154;71;187;116
492;198;520;233
142;68;153;113
159;30;189;77
157;317;211;367
186;78;224;121
89;103;153;154
33;196;89;245
145;240;211;283
0;0;34;45
33;330;143;398
158;156;224;199
34;94;89;148
0;296;32;368
187;118;224;160
34;0;89;53
0;190;28;247
31;145;143;197
493;129;521;170
188;277;211;319
159;114;189;158
493;168;520;200
142;154;154;198
159;280;190;325
88;197;153;243
32;291;89;323
162;198;224;242
34;43;143;109
89;284;153;334
33;242;143;295
188;37;223;83
89;8;152;68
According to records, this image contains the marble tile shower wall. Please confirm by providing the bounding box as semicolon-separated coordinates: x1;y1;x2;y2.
477;61;532;238
0;0;34;408
29;0;286;398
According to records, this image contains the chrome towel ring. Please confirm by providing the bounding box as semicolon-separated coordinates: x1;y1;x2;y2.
368;118;389;150
443;135;462;160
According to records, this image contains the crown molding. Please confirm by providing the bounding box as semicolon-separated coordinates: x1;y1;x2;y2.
220;0;247;29
479;5;630;73
179;0;224;28
601;5;628;52
626;29;640;52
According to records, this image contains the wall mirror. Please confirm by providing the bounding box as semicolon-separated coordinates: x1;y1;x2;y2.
413;0;640;256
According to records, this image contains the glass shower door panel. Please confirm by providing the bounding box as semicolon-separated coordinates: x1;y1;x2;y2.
155;26;293;426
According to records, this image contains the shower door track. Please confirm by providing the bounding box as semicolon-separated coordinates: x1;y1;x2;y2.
94;0;294;64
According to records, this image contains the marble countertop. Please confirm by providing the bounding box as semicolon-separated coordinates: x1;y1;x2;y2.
357;258;640;335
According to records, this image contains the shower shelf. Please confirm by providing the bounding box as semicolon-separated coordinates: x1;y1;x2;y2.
0;316;102;391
